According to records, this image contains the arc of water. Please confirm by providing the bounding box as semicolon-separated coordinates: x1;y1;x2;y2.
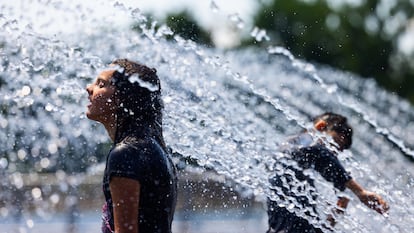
131;14;366;230
267;46;414;161
2;2;410;232
144;9;404;230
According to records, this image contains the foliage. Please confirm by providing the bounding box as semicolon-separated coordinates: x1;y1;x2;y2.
163;11;214;47
249;0;414;103
132;10;214;47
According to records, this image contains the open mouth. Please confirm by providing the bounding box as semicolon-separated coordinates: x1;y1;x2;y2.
87;97;93;108
87;99;93;108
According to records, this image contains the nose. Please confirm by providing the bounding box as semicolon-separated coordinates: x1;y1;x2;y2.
86;84;92;96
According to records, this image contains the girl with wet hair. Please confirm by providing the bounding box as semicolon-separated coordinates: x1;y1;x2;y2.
86;59;177;233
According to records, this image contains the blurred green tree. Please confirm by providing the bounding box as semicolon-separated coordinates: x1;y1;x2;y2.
249;0;414;103
164;11;213;47
132;11;213;47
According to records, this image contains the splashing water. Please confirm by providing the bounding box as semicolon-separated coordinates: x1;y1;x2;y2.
1;1;414;233
250;27;270;42
210;0;220;13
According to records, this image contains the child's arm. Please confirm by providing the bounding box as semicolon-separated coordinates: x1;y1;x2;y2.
345;179;389;214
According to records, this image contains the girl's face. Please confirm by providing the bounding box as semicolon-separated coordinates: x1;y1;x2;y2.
86;70;117;125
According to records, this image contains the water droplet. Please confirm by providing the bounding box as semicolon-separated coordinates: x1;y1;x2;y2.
210;1;219;13
45;103;54;112
228;13;244;29
131;8;146;23
250;27;270;42
26;219;35;228
0;158;8;169
31;187;42;199
325;84;338;93
21;85;31;96
129;74;159;92
49;193;60;204
113;1;126;10
40;158;50;168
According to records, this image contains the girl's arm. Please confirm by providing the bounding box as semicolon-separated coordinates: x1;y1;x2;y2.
110;177;141;233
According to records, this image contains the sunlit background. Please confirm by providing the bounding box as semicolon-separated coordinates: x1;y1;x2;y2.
1;0;414;233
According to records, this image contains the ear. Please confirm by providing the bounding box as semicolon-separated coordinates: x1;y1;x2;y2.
314;120;327;131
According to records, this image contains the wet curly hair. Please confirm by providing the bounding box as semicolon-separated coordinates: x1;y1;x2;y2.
110;59;165;147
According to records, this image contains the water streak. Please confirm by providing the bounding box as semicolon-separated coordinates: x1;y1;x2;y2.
268;46;414;160
0;1;413;233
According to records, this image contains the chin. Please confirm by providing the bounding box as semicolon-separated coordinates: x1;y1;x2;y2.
86;111;96;121
86;106;98;120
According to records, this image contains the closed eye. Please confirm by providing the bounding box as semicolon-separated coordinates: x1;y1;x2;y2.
98;81;105;88
96;78;107;88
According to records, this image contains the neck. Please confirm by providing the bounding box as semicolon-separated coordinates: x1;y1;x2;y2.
100;114;117;142
104;122;117;142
